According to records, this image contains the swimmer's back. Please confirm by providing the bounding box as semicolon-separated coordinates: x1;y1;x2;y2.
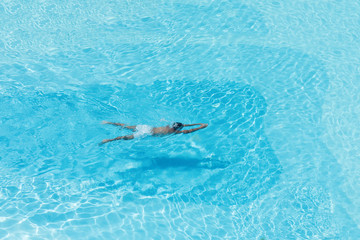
151;126;175;136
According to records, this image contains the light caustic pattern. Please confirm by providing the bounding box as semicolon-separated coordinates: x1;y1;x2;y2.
1;0;360;239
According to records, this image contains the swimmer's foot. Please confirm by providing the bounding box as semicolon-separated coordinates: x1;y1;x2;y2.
99;139;111;145
101;121;125;127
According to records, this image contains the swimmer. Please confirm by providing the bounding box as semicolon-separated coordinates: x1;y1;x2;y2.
100;121;208;145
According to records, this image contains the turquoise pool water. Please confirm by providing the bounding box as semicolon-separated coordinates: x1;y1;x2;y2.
1;0;360;239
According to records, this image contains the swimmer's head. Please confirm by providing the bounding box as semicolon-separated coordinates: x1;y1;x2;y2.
172;122;184;131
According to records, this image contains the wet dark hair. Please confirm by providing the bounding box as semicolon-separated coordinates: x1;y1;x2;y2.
172;122;184;131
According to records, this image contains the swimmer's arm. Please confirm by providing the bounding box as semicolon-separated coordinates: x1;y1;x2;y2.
176;123;208;134
183;123;202;127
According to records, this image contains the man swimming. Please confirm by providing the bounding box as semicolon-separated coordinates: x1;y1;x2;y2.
100;121;208;144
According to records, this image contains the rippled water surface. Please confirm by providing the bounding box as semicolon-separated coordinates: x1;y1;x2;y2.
1;0;360;239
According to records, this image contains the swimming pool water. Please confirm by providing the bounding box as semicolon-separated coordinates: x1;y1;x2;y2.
1;0;360;239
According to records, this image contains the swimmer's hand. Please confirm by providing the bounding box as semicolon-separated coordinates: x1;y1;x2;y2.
102;121;110;124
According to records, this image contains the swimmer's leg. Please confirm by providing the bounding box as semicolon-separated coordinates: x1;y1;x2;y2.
102;121;136;131
124;125;136;131
99;134;135;145
102;121;125;126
